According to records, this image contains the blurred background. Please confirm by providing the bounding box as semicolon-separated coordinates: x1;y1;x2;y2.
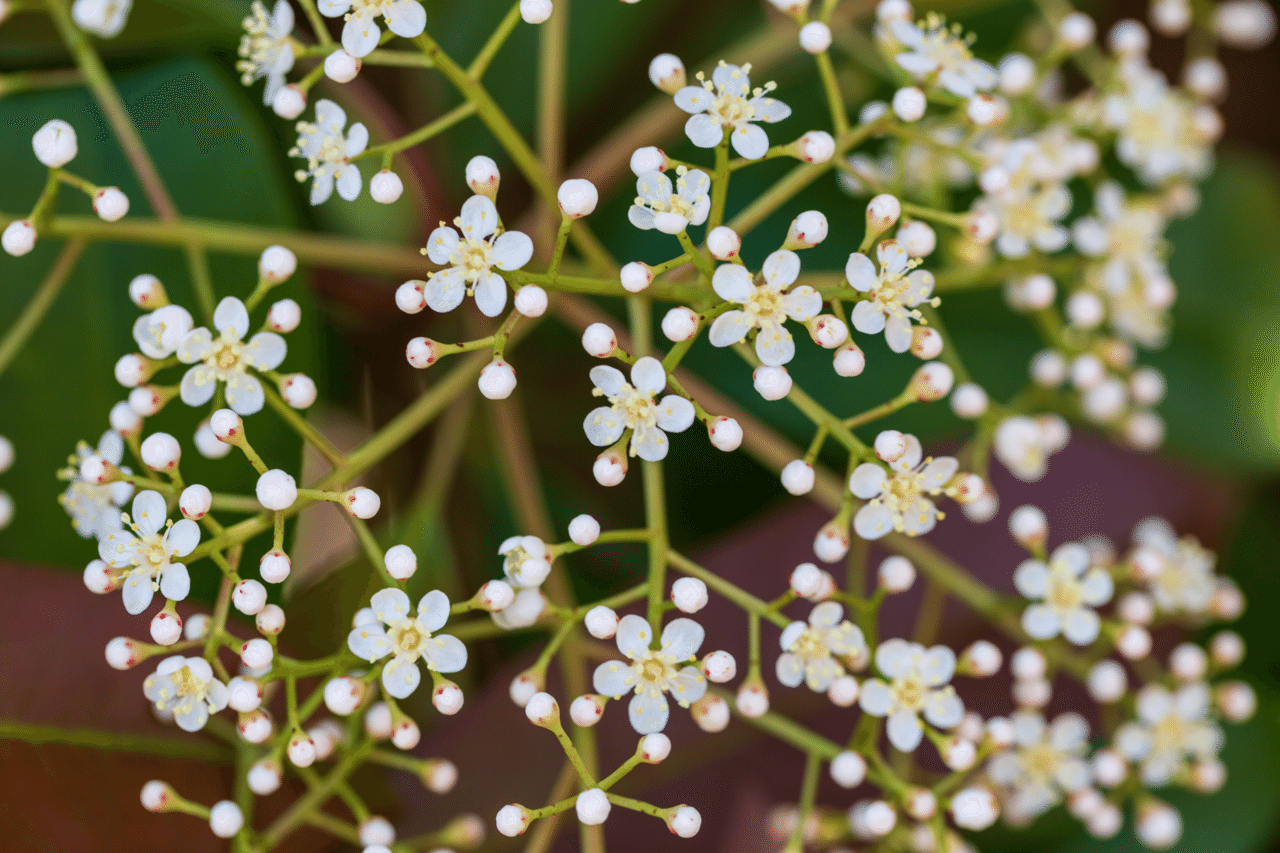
2;0;1280;850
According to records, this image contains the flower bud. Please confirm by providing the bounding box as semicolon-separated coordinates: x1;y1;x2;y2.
830;751;867;788
813;520;849;563
585;605;619;639
466;155;500;199
593;447;627;486
950;788;998;830
509;670;543;707
799;20;832;53
1059;12;1097;48
692;694;730;732
370;170;404;204
113;354;153;388
959;640;1002;676
272;84;306;119
1135;800;1182;850
629;145;667;175
32;119;77;167
892;86;926;121
210;800;244;838
259;549;291;584
478;359;517;400
834;342;866;376
735;679;770;717
434;680;465;714
794;129;835;163
1116;625;1152;660
781;459;815;495
671;577;708;613
1215;680;1257;722
93;187;130;221
620;261;653;293
1169;642;1208;682
1009;505;1047;547
422;758;458;793
247;757;282;795
78;454;118;485
140;432;181;472
364;702;392;739
324;677;366;715
256;469;297;511
950;383;988;419
707;416;742;451
1;220;35;257
648;53;686;94
661;306;698;341
828;674;859;706
241;638;274;669
228;677;264;713
359;816;395;847
382;544;417;581
391;717;420;750
150;610;182;645
942;737;977;770
1215;0;1277;48
850;800;897;838
106;636;140;670
701;650;736;683
878;555;916;592
140;780;175;813
323;47;361;82
496;804;532;837
910;326;943;360
256;604;285;635
582;322;616;357
1210;631;1245;668
667;806;702;838
570;694;605;727
567;514;600;546
557;178;598;218
575;788;611;826
279;373;316;409
866;194;901;241
910;361;953;401
84;560;119;594
753;365;792;401
785;210;828;249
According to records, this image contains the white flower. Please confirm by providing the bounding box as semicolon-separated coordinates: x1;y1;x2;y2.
993;416;1064;482
859;639;964;752
58;432;134;539
72;0;133;38
849;433;959;539
347;588;467;699
423;195;533;318
844;241;937;353
672;61;791;159
143;656;227;732
318;0;426;58
709;250;821;365
1115;682;1223;787
987;711;1092;819
290;99;368;205
628;168;711;234
776;602;867;692
1131;521;1217;615
583;357;695;461
237;0;296;106
132;304;194;360
1100;60;1212;185
593;615;707;733
973;184;1072;258
177;297;287;416
99;490;200;615
889;14;997;97
1015;542;1114;645
498;535;550;589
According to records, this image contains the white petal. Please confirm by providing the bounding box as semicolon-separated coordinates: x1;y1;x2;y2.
712;264;754;303
923;689;964;728
1022;603;1060;639
418;590;450;633
425;226;459;265
632;426;670;461
673;86;711;114
783;286;821;321
730;122;769;160
1061;608;1100;645
900;499;937;536
382;655;422;698
636;171;673;205
875;639;915;678
776;653;804;687
878;240;910;275
341;15;381;57
754;321;795;367
919;646;956;687
243;332;287;371
749;95;791;123
685;113;724;148
845;252;877;292
310;171;335;206
670;666;707;705
615;614;653;660
159;562;190;601
884;315;913;353
314;98;347;130
131;491;167;537
762;250;800;288
630;356;666;396
1080;568;1114;606
491;231;533;270
214;297;251;340
810;601;843;628
594;660;636;699
628;205;658;230
654;396;695;433
122;569;155;615
661;618;705;661
887;710;924;751
851;301;886;334
459;195;499;240
225;372;265;416
383;0;426;37
472;273;507;317
859;678;892;716
335;163;362;201
628;688;670;733
344;123;368;158
854;503;895;540
425;269;466;314
371;587;412;623
1014;560;1050;599
583;406;626;446
920;457;958;490
423;634;467;673
896;52;938;76
709;311;751;347
849;463;887;499
589;365;627;397
165;519;200;558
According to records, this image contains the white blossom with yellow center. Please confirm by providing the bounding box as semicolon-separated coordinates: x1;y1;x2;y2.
58;431;134;539
348;588;467;699
1101;60;1212;186
318;0;425;57
987;711;1092;821
423;194;534;318
1131;518;1218;615
845;240;938;353
290;99;368;205
237;0;295;106
628;167;712;235
99;489;200;615
143;656;228;732
709;250;821;366
583;356;695;461
593;615;707;734
888;14;997;97
1015;542;1114;646
859;639;964;752
673;61;791;159
177;297;287;416
1116;682;1223;787
776;602;867;692
850;432;960;540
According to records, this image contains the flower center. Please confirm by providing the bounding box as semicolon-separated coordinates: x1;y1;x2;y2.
208;333;246;375
390;620;426;655
915;16;974;70
1150;715;1193;756
138;535;170;572
1045;565;1084;613
790;628;827;660
744;286;785;324
1021;742;1062;782
638;652;672;685
172;666;205;698
891;674;927;712
451;238;494;281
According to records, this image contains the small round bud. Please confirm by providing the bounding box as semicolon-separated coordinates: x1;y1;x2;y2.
585;605;619;639
106;637;140;670
699;228;741;265
813;521;849;564
509;671;542;707
406;336;441;368
828;674;859;706
1169;642;1208;682
878;555;916;593
1087;660;1127;702
576;788;611;825
32;119;77;167
228;677;264;713
210;409;244;443
735;681;770;717
113;354;150;388
1093;748;1127;787
476;579;514;612
753;365;792;401
799;20;832;53
129;274;167;308
359;816;395;847
671;577;708;613
433;681;465;715
1031;349;1067;386
1059;12;1097;48
850;800;897;838
942;737;977;770
1;221;35;257
629;145;667;175
834;342;866;376
906;788;938;820
78;454;115;485
582;322;616;357
396;280;427;315
661;306;698;342
966;94;1004;126
256;469;297;511
998;53;1036;96
692;694;730;732
790;563;823;597
621;261;654;294
128;386;164;417
648;53;686;94
265;298;301;335
256;604;285;635
466;155;500;199
706;416;742;452
93;187;130;221
370;170;404;204
959;640;1002;676
896;222;936;260
557;178;598;218
150;610;182;646
787;210;828;250
260;549;291;584
1009;505;1047;547
830;751;867;788
667;806;702;838
702;650;736;683
781;460;815;495
520;0;552;23
240;638;274;670
1116;625;1152;660
1108;18;1150;56
910;362;953;401
569;694;604;727
1216;0;1278;48
867;194;901;233
111;401;143;436
247;757;282;795
364;702;392;739
209;801;244;838
140;780;174;812
391;717;420;750
257;246;297;286
1184;57;1227;101
140;432;181;472
272;84;306;119
1010;646;1047;681
324;677;365;716
384;544;417;580
1216;681;1257;722
1151;0;1191;35
593;448;627;486
323;47;361;82
810;314;848;349
478;359;517;400
891;87;926;122
796;129;835;163
964;210;999;243
1210;631;1245;668
910;326;943;360
1135;801;1182;850
84;560;118;595
177;484;212;520
496;804;531;837
422;758;458;793
950;788;998;830
345;486;381;519
280;373;316;409
950;383;988;419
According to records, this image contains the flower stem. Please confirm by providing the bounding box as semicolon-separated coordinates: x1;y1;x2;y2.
0;238;83;378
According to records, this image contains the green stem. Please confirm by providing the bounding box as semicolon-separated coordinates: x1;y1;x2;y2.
261;381;346;468
667;551;789;628
0;720;231;762
0;238;83;377
358;102;477;161
467;0;524;79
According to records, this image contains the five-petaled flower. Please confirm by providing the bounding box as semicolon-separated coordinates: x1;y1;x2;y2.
849;433;959;539
424;194;534;318
628;168;712;235
291;99;368;205
318;0;426;58
987;711;1092;821
58;431;134;539
776;602;867;692
177;297;287;416
143;656;228;732
1014;542;1114;646
583;356;695;461
709;250;821;366
673;61;791;159
859;638;964;752
593;615;707;734
237;0;295;106
888;14;996;98
844;240;938;353
1115;682;1223;788
133;303;193;359
99;490;200;615
348;588;467;699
